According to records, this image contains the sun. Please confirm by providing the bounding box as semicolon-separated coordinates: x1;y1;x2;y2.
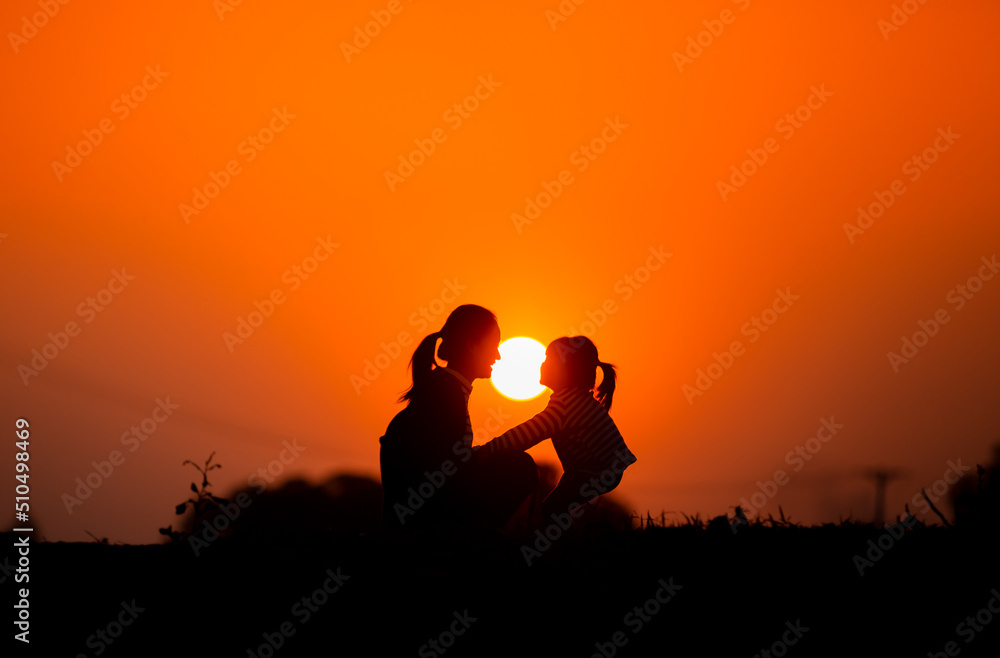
491;337;547;400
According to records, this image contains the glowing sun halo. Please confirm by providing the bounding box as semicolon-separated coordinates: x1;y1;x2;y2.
491;337;547;400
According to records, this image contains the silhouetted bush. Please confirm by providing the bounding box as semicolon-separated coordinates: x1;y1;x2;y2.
951;443;1000;527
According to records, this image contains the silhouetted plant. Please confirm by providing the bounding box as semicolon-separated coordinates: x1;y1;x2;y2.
952;444;999;527
84;530;110;544
159;452;227;543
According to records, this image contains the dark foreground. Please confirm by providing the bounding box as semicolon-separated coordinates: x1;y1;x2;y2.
7;522;1000;657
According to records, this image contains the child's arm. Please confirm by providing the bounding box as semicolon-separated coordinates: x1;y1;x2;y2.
478;401;565;455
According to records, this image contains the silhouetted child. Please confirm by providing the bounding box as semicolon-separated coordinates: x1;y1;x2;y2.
477;336;636;522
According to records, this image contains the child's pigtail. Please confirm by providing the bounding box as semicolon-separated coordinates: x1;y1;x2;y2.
595;360;617;411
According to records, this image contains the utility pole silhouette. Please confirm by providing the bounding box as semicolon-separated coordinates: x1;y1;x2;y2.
863;468;904;527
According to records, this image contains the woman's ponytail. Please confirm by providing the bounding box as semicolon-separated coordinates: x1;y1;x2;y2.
398;331;441;403
595;360;617;411
395;304;499;404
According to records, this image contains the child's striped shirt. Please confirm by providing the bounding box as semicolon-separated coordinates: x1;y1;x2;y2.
480;387;636;474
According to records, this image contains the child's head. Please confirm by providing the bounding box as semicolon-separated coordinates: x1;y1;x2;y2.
541;336;617;410
399;304;500;403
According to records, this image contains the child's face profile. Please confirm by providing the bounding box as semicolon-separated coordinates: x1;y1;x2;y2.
539;347;562;390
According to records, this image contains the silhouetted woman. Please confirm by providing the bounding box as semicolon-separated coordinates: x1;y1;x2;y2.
379;304;538;533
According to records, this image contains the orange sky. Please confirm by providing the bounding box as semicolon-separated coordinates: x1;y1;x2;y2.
2;0;998;543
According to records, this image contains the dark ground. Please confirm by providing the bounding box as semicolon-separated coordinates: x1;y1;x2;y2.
7;520;1000;657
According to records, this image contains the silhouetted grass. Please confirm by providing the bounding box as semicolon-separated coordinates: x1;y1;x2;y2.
18;450;1000;656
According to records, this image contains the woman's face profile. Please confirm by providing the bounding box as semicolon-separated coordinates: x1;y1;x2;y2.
465;323;502;380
